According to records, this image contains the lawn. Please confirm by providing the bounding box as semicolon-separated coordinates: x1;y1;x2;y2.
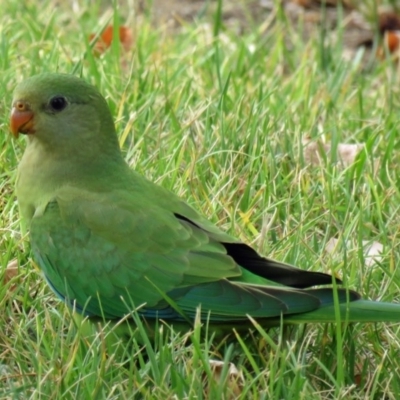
1;0;400;398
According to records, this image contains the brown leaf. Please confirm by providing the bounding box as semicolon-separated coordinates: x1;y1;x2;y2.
204;360;244;399
89;25;133;55
3;259;18;284
325;238;383;267
303;137;364;166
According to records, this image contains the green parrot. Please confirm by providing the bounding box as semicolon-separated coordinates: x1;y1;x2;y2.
9;73;400;334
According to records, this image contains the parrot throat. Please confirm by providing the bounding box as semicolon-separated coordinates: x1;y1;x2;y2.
16;135;127;223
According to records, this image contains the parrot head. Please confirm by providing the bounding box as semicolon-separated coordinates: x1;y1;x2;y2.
10;73;119;156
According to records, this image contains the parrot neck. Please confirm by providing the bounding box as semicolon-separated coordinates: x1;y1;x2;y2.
16;137;129;222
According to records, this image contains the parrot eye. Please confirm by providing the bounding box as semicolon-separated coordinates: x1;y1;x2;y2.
49;96;68;112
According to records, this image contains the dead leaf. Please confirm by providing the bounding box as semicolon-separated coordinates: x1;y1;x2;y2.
204;360;244;399
2;259;19;294
376;30;400;60
303;137;364;166
363;241;384;267
337;143;365;165
325;238;383;267
3;259;18;284
358;11;400;61
89;25;133;55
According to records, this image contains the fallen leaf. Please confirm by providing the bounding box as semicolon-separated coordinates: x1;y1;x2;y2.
363;241;384;267
325;238;383;267
204;360;244;399
2;259;19;294
358;11;400;61
377;30;400;60
3;259;18;284
337;143;365;165
89;25;133;55
303;137;364;166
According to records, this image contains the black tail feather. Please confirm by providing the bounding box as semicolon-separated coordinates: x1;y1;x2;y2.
223;242;338;289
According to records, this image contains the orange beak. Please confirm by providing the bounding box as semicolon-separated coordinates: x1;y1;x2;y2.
10;101;35;138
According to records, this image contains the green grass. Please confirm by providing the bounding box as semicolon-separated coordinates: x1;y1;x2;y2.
1;0;400;398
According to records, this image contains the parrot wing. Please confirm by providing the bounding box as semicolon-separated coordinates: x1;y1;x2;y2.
30;185;354;321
